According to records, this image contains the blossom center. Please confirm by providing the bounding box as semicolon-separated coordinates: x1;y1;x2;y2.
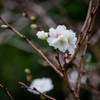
60;40;65;45
68;38;71;43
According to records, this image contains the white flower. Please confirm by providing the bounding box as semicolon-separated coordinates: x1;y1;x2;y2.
47;25;77;54
81;75;87;84
69;71;78;86
67;30;77;54
47;34;68;52
48;25;67;38
85;53;92;62
27;78;54;94
36;31;48;40
69;71;87;87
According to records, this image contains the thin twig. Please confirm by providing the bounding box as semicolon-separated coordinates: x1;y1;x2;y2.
56;49;78;100
76;0;92;46
0;16;63;78
56;49;78;99
80;0;100;45
68;0;99;64
63;71;79;100
23;11;42;31
84;85;100;99
84;74;100;99
0;84;14;100
18;82;56;100
56;49;63;71
62;56;78;100
77;35;89;97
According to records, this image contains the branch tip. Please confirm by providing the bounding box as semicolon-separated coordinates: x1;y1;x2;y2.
21;86;26;89
18;82;24;85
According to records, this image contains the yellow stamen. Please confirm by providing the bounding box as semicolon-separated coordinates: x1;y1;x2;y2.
60;40;64;45
68;39;71;43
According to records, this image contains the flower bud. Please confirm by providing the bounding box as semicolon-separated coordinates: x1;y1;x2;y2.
36;31;48;40
42;61;48;66
22;12;26;17
1;25;8;29
30;24;37;29
25;68;31;74
30;16;36;21
24;68;32;84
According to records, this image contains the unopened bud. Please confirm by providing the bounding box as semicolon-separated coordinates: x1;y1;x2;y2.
30;16;36;21
22;12;26;17
25;68;31;74
24;68;32;84
42;61;48;66
30;24;37;29
1;25;8;29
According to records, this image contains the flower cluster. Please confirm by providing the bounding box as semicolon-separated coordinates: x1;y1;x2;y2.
36;25;77;54
27;77;54;94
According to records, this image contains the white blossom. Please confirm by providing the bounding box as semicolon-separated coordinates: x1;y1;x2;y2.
81;75;87;84
69;71;87;87
47;34;68;52
69;71;78;86
67;30;77;54
27;78;54;94
47;25;77;54
48;25;67;38
36;31;48;40
85;53;92;62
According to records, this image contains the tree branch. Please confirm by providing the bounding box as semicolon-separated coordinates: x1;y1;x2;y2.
68;0;99;64
0;16;63;78
56;49;63;71
0;84;14;100
77;35;89;97
62;71;79;100
18;82;56;100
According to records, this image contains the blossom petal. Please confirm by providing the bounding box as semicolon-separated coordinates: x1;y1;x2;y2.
36;31;48;40
27;78;54;95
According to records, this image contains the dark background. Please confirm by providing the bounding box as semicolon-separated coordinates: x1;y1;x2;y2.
0;0;100;100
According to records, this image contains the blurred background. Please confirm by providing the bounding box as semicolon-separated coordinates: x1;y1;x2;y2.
0;0;100;100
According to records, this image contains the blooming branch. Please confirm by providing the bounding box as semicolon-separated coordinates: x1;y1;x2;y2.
0;16;63;78
68;0;100;64
18;81;56;100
